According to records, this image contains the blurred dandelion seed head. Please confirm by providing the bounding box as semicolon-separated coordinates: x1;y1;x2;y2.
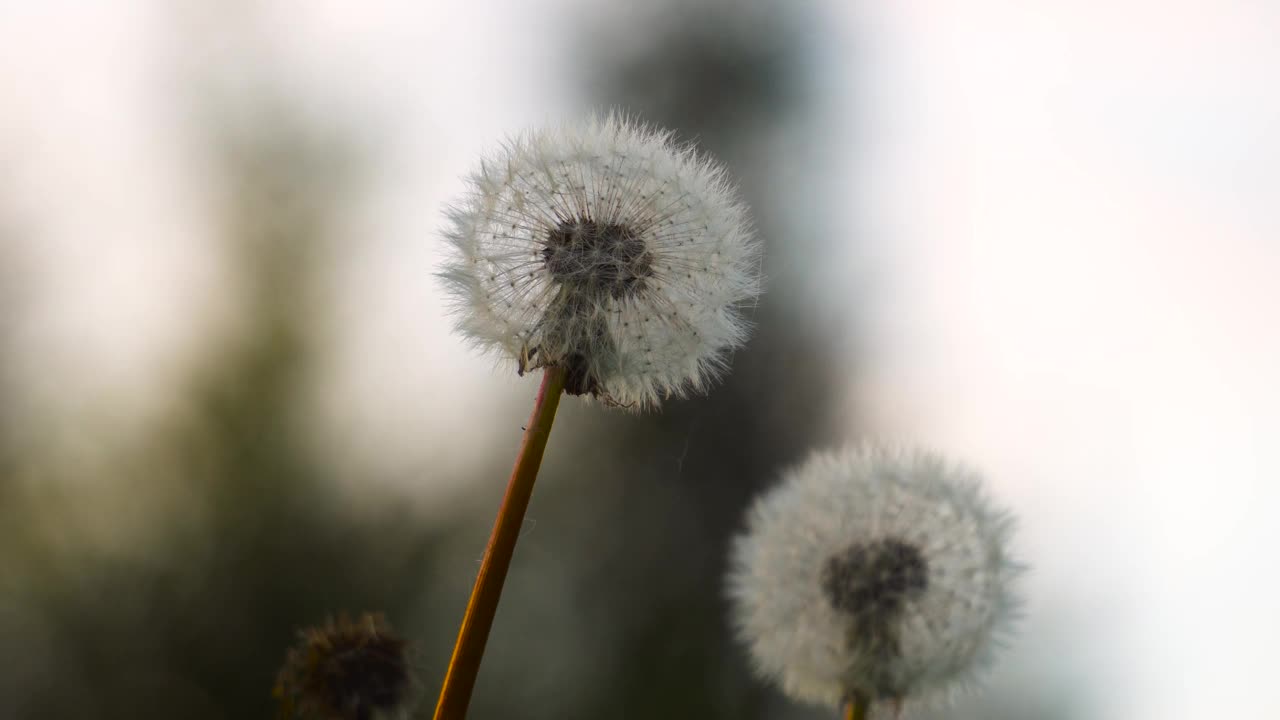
440;113;760;408
727;444;1022;709
275;613;413;720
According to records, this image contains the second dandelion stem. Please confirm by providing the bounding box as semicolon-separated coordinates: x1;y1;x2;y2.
434;366;568;720
844;695;870;720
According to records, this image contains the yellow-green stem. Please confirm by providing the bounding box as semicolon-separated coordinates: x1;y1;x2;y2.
433;366;567;720
845;694;870;720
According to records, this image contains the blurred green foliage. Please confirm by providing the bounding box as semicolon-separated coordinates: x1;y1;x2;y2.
0;99;442;720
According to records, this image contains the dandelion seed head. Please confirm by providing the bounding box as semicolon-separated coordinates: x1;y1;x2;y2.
440;113;760;408
275;613;414;720
727;444;1022;710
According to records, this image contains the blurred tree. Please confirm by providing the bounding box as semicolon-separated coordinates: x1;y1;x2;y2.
0;97;441;719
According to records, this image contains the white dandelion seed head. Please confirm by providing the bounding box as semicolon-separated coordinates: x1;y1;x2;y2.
726;444;1023;711
439;113;761;409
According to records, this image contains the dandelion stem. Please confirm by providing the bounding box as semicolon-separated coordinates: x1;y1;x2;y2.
433;366;567;720
844;694;870;720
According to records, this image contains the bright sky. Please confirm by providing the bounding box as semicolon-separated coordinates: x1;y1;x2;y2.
844;2;1280;718
1;1;1277;718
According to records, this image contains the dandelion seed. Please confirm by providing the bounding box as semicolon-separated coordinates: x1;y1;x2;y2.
275;613;414;720
727;444;1022;714
432;115;760;719
440;113;760;409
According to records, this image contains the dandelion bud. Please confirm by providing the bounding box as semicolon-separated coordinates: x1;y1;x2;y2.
727;445;1022;711
275;613;413;720
440;113;761;409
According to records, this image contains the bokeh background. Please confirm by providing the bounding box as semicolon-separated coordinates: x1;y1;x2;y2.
2;1;1277;719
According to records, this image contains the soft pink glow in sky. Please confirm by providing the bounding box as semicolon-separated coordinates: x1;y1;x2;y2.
844;2;1279;717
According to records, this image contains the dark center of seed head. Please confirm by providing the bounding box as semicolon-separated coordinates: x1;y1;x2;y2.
543;218;653;300
821;538;929;619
